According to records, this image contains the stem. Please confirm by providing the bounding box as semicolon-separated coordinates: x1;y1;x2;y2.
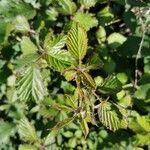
92;90;102;102
75;76;83;107
134;13;149;87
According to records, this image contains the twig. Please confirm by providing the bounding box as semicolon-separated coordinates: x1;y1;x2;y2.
134;10;150;88
134;29;146;88
92;90;102;102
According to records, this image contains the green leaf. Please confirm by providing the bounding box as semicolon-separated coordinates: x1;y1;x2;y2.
144;56;150;74
62;131;74;138
61;81;75;93
137;116;150;132
73;12;98;31
44;131;57;146
134;84;150;100
44;34;73;72
67;23;88;61
80;71;96;89
0;122;15;144
129;114;150;133
103;57;116;74
86;53;103;70
97;6;114;25
0;20;14;44
19;144;38;150
68;137;77;148
20;36;38;56
24;0;40;9
51;103;74;112
46;7;59;21
18;118;39;143
65;94;77;109
96;26;106;44
81;118;89;138
14;53;39;70
107;32;127;49
52;117;75;131
0;0;36;20
79;0;97;8
44;34;66;52
98;102;121;131
64;69;77;81
13;15;30;33
17;66;47;102
47;50;72;72
56;0;77;15
134;134;150;146
97;76;122;94
117;73;128;84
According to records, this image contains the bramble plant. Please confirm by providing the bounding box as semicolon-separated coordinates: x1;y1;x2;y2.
0;0;150;149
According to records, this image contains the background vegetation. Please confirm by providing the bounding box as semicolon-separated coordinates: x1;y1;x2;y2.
0;0;150;150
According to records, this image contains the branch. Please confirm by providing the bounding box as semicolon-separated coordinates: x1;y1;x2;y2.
134;10;150;88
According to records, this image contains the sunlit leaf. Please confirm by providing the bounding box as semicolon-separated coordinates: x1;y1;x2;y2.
56;0;77;15
98;102;121;131
97;76;122;94
52;117;75;131
67;22;88;61
44;34;73;72
19;144;38;150
18;118;39;143
80;71;96;89
13;15;30;33
20;36;38;55
73;12;98;31
0;122;15;144
17;66;47;102
79;0;97;8
80;118;89;137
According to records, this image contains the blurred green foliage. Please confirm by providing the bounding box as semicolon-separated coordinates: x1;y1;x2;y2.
0;0;150;150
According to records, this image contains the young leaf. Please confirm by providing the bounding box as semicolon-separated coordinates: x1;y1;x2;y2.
19;144;38;150
97;76;122;94
80;71;96;89
96;26;106;44
73;12;98;31
51;103;74;112
98;102;121;131
0;0;36;20
86;53;103;70
56;0;77;15
79;0;97;9
47;50;72;72
13;15;30;33
63;69;77;81
52;117;75;131
67;23;88;61
80;118;89;138
18;118;39;143
20;36;38;56
0;122;15;144
65;94;77;109
14;53;39;70
44;34;66;52
44;34;73;72
107;32;127;49
17;66;47;102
